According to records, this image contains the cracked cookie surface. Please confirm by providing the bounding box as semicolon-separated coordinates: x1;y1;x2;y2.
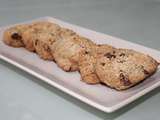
22;21;61;52
78;44;116;84
96;49;159;90
53;31;95;72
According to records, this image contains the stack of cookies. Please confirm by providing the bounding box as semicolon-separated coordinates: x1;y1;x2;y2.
3;21;159;90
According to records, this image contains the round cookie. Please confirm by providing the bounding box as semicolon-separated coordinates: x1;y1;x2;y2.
49;28;76;58
22;21;61;52
96;49;159;90
34;31;62;60
33;24;61;60
78;44;116;84
3;24;30;47
33;27;76;61
53;31;95;72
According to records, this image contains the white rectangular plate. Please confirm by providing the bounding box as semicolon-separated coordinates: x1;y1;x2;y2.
0;16;160;113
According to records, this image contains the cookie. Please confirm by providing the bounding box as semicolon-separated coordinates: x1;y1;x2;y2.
78;48;98;84
33;24;61;60
78;44;116;84
50;28;76;56
96;49;159;90
53;30;95;71
3;24;30;47
22;21;61;52
33;32;60;60
33;27;76;61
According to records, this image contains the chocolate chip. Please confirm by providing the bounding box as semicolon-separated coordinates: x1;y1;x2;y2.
119;53;125;57
35;39;38;46
141;66;150;75
48;39;55;45
101;63;105;66
113;51;116;54
117;60;126;63
66;67;72;72
73;36;77;40
143;69;149;75
98;44;102;47
11;33;22;40
119;73;131;86
44;45;50;52
85;51;89;54
104;53;116;60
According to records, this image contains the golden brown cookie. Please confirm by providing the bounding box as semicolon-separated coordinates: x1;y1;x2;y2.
78;44;116;84
96;49;159;90
49;28;77;57
53;30;95;72
3;24;30;47
22;21;61;52
33;23;61;60
33;27;76;61
33;32;60;60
